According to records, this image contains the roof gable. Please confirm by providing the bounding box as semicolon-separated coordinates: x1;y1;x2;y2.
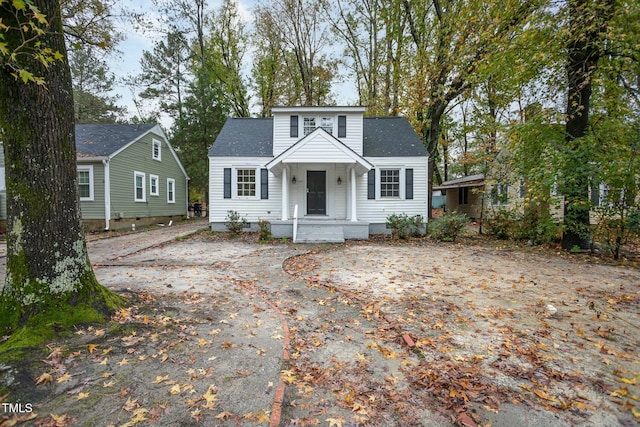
266;128;372;176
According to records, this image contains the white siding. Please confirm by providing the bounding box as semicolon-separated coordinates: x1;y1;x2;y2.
209;157;281;223
281;132;361;164
273;111;363;156
286;163;348;219
357;157;429;223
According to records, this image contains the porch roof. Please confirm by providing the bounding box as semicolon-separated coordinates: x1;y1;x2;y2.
433;174;485;190
265;128;373;176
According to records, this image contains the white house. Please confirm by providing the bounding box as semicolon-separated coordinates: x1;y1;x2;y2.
208;106;429;242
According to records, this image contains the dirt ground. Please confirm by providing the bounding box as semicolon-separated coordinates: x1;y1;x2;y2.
0;224;638;427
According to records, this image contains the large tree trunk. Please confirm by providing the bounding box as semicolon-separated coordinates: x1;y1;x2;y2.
0;0;123;334
561;0;613;250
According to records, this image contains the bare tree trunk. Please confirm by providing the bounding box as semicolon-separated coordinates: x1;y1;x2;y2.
0;0;123;333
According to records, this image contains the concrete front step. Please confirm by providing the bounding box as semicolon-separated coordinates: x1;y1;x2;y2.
295;225;345;243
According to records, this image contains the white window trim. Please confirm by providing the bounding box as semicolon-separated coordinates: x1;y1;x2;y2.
150;174;159;196
234;167;259;199
378;167;404;200
167;178;176;203
78;165;94;201
134;171;146;202
152;138;162;161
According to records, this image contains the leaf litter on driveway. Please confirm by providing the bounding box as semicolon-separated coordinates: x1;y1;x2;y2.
1;227;638;427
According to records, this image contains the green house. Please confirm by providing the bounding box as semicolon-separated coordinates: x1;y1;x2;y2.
0;123;189;232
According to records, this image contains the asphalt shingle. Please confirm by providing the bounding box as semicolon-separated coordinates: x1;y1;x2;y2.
75;123;157;157
209;116;427;158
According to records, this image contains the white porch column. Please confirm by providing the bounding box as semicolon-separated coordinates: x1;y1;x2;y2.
350;166;357;221
281;166;289;220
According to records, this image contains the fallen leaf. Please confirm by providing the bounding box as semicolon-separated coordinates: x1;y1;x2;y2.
533;389;559;403
202;385;218;409
56;373;72;383
154;375;169;384
36;373;53;385
215;411;235;420
326;417;345;427
77;392;90;400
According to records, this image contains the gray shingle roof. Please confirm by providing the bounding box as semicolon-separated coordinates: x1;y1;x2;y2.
75;123;157;157
209;116;427;157
208;118;273;157
363;117;427;157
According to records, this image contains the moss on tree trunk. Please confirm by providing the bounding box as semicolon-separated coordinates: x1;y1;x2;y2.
0;0;125;352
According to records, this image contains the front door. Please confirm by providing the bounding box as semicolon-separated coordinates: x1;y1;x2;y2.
307;170;326;215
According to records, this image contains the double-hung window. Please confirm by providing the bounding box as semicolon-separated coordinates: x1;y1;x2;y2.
303;117;316;136
134;171;146;202
167;178;175;203
152;139;161;161
320;117;333;133
380;169;400;198
150;175;159;196
77;165;94;201
236;169;256;197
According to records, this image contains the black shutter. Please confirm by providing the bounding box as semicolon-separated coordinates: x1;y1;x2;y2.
261;168;269;200
367;169;376;200
290;115;298;138
338;115;347;138
223;168;231;199
405;168;413;200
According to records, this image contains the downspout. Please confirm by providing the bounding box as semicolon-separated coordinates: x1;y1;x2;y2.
186;177;190;219
103;159;111;230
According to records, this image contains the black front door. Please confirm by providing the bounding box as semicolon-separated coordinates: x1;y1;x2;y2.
307;171;326;215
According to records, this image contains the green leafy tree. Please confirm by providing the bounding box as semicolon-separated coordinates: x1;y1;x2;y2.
251;6;286;117
70;45;124;123
205;0;250;117
402;0;544;218
0;0;123;347
561;0;616;249
134;30;191;122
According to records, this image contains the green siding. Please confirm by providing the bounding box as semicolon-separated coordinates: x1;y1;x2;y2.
78;161;105;219
109;131;187;219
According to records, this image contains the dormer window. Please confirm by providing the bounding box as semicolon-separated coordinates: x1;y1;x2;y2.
303;116;334;135
303;117;316;135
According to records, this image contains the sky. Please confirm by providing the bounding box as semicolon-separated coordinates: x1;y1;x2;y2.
109;0;358;129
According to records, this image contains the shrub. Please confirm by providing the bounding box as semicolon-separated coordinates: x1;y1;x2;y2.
428;211;469;242
485;207;560;244
386;213;424;239
485;208;518;240
258;219;272;242
225;210;248;235
517;209;561;244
